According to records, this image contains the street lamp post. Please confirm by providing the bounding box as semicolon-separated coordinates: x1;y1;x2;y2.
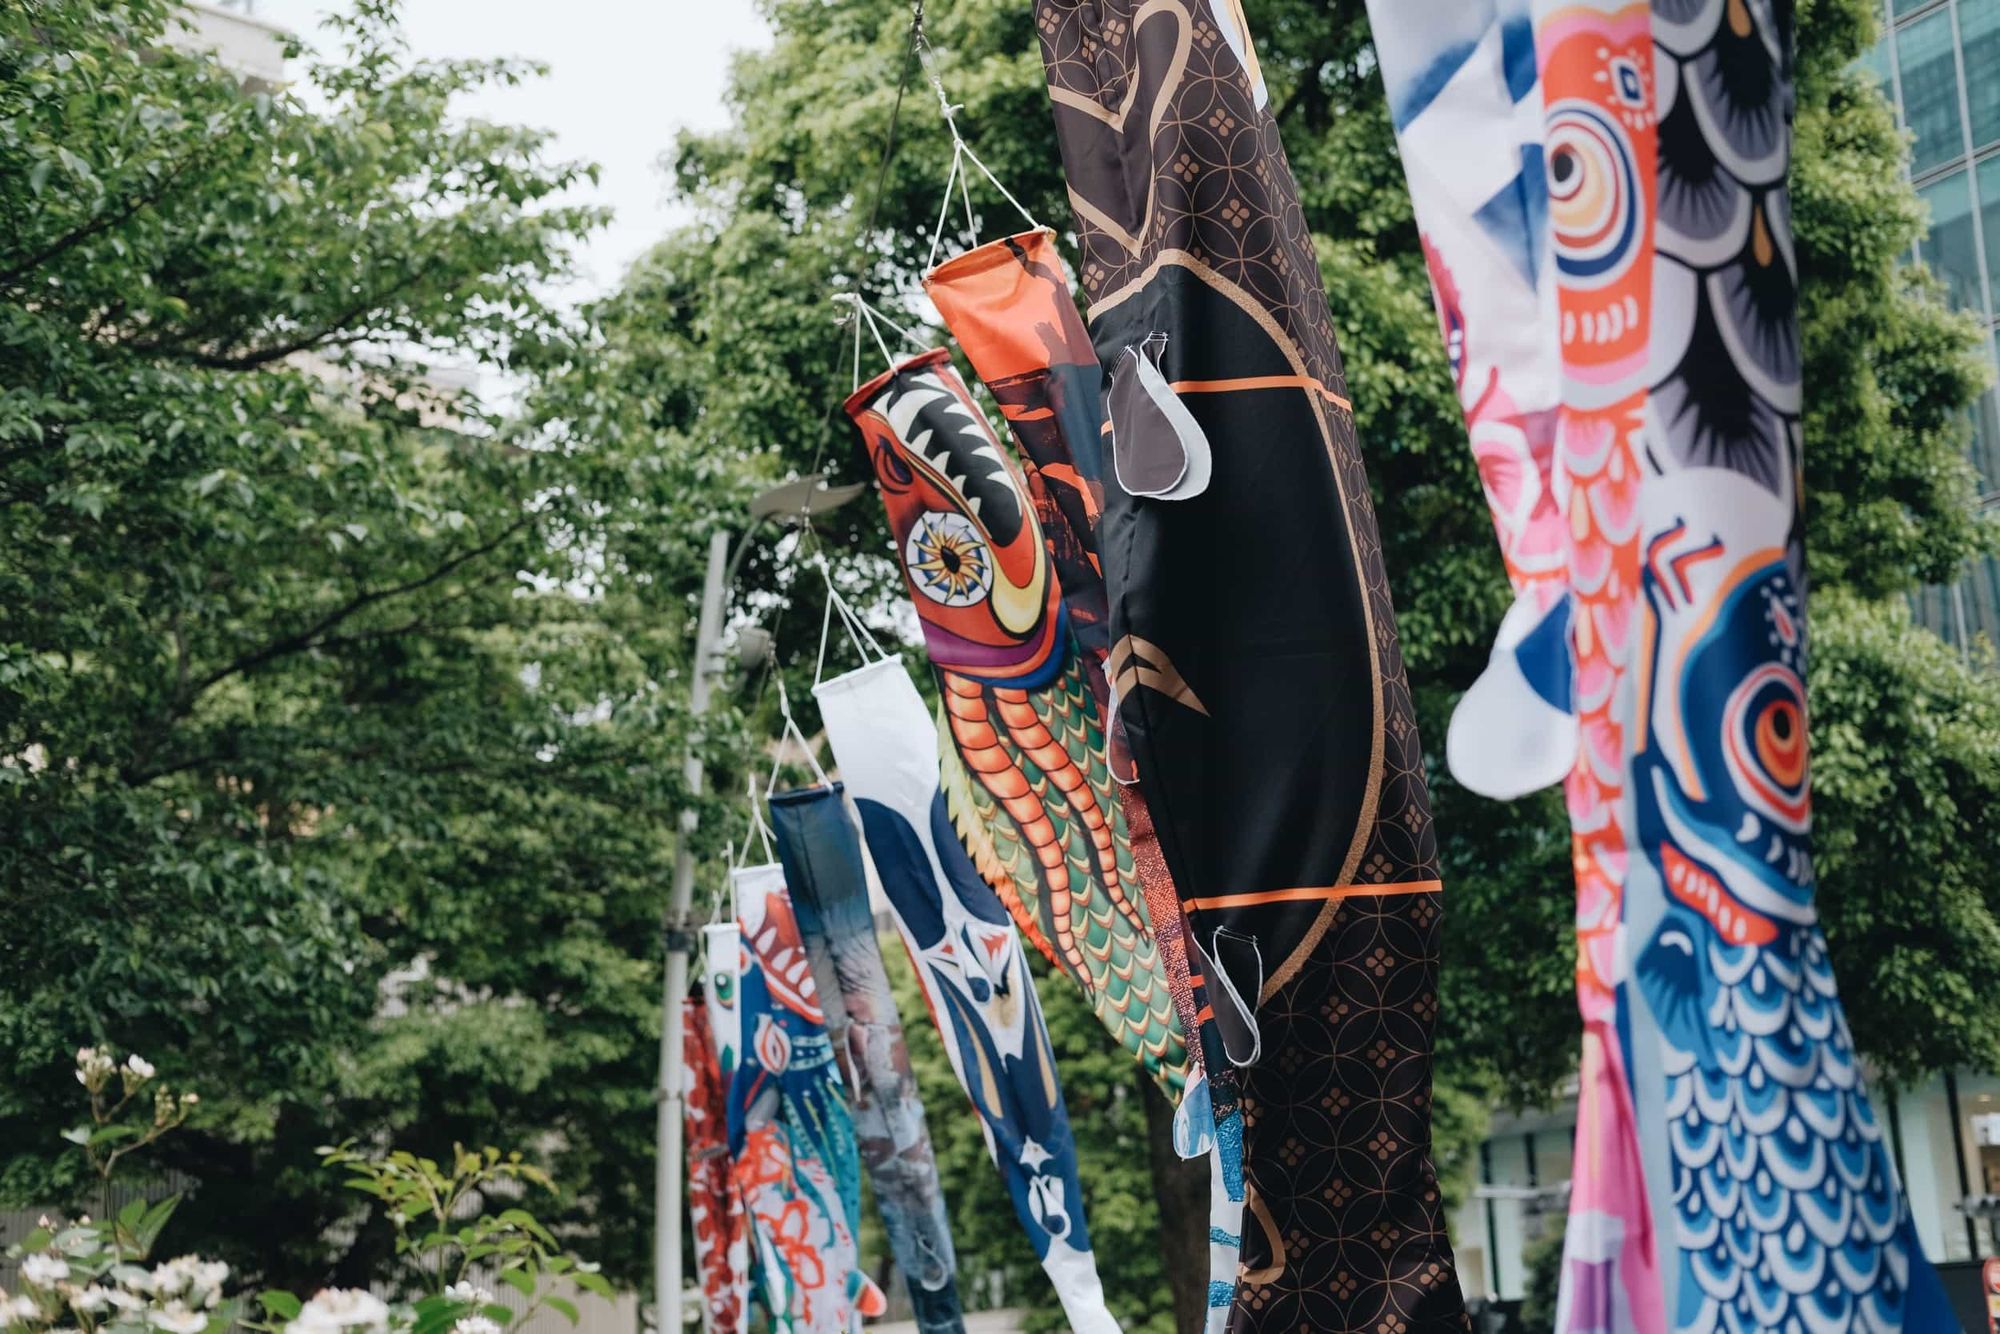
653;476;866;1333
654;527;728;1334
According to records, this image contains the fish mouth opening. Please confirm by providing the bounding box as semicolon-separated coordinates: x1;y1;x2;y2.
1659;843;1775;946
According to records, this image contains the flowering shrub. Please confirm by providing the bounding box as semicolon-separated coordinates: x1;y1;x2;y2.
2;1048;224;1334
259;1144;613;1334
5;1048;610;1334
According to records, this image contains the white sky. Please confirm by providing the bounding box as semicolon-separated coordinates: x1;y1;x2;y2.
248;0;770;300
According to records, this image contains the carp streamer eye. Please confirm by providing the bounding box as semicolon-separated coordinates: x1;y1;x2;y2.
1545;99;1644;287
1723;662;1810;830
905;511;994;607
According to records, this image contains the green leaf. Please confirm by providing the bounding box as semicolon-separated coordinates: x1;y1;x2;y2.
408;1296;467;1334
258;1292;303;1321
129;1197;180;1254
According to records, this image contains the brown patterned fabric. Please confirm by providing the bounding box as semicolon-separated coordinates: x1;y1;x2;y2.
1027;1;1467;1327
1232;893;1459;1332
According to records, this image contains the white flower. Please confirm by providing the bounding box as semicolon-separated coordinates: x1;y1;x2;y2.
22;1254;72;1287
188;1262;228;1307
74;1048;116;1090
284;1288;390;1334
69;1286;111;1315
451;1317;501;1334
124;1055;156;1081
145;1256;224;1304
442;1284;491;1306
105;1291;145;1313
9;1294;43;1320
149;1304;208;1334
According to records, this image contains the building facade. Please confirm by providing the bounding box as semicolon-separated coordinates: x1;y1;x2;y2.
167;2;288;87
1863;0;2000;651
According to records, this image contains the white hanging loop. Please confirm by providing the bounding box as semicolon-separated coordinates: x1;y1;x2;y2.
834;292;896;372
849;296;865;393
734;772;777;866
812;553;889;686
926;144;967;271
917;39;1042;272
957;137;1040;232
763;677;834;795
831;292;926;379
861;295;926;353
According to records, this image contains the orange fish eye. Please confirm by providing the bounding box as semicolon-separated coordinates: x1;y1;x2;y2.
1753;697;1805;787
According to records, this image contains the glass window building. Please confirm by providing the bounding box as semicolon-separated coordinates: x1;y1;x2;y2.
1869;0;2000;652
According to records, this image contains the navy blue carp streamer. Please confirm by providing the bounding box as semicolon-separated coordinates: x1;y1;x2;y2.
1360;0;1956;1330
814;657;1121;1334
767;784;966;1334
1028;1;1468;1329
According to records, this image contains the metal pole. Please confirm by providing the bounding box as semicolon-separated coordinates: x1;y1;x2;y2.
656;528;732;1334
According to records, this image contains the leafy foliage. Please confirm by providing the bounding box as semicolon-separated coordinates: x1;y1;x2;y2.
0;0;741;1295
309;1142;613;1320
2;1049;608;1334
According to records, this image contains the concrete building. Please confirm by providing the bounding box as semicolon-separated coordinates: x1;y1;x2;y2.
1862;0;2000;652
165;1;289;87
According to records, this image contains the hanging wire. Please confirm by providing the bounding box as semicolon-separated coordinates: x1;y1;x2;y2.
916;18;1044;271
861;1;926;249
709;0;925;874
732;772;778;869
765;677;834;794
811;550;889;684
801;0;928;497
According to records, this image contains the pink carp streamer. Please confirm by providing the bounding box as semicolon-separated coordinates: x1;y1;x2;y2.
1366;0;1953;1329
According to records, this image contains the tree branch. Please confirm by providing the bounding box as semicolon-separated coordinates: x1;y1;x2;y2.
130;264;442;370
117;520;531;787
0;135;225;290
181;515;532;704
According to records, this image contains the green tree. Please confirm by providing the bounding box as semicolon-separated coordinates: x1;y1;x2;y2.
0;0;746;1294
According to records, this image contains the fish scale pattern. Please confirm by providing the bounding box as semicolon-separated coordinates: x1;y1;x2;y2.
938;649;1186;1103
1660;925;1908;1333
